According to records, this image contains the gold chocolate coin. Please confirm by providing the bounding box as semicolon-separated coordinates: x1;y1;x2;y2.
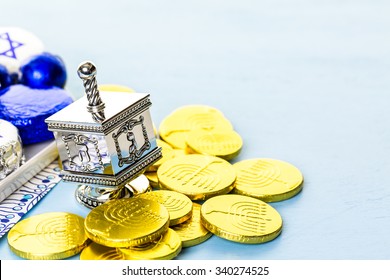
144;147;191;190
84;197;169;247
7;212;88;260
98;84;135;93
146;139;175;172
80;242;126;260
200;194;282;244
159;105;233;149
172;203;212;247
232;158;303;202
157;154;236;200
172;148;187;157
119;228;182;260
139;190;193;226
186;129;243;160
145;172;160;189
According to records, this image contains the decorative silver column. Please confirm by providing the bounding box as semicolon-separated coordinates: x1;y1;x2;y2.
77;62;106;123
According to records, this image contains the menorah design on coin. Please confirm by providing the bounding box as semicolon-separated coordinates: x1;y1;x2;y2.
35;214;84;247
104;199;164;231
8;212;88;259
227;201;272;234
84;198;170;247
140;191;190;212
160;161;222;191
158;154;236;200
233;158;304;202
193;133;240;152
186;113;225;130
239;160;287;187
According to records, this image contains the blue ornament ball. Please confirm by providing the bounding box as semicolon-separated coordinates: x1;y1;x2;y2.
20;52;67;89
0;64;12;95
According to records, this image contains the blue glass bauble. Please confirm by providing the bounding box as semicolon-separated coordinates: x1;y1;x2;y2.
0;84;73;144
0;64;12;95
20;52;67;89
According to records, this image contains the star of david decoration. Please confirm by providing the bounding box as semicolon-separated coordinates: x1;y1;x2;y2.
0;32;24;59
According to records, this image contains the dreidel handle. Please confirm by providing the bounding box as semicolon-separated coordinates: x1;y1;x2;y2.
77;61;106;123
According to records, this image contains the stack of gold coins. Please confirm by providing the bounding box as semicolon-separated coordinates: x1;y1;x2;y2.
118;229;182;260
143;139;187;190
144;104;304;248
144;105;243;192
138;190;193;226
81;196;186;260
146;139;176;173
171;203;213;247
159;105;234;150
79;190;216;259
159;105;243;160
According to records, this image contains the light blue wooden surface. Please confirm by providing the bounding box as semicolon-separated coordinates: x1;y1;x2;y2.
1;0;389;260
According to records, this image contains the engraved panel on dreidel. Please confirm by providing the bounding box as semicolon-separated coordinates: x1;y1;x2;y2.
113;115;150;167
55;131;111;175
107;110;157;175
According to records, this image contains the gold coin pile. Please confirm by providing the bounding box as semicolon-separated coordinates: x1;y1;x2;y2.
79;195;210;260
172;203;213;247
80;189;214;260
82;196;184;260
159;105;242;159
142;104;304;248
7;104;304;260
138;190;193;226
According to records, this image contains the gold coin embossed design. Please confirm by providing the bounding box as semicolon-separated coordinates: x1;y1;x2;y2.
138;190;193;226
119;228;182;260
232;158;303;202
144;148;188;190
80;242;126;260
172;203;213;247
186;129;243;160
84;197;170;247
7;212;88;260
157;154;236;200
200;194;282;244
146;139;175;172
159;105;233;149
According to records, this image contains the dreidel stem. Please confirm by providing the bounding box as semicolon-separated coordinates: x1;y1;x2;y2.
77;61;106;123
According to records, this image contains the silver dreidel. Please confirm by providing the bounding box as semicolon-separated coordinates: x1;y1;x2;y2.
45;61;161;208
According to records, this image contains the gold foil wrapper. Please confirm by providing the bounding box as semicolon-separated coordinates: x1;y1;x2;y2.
84;197;170;247
7;212;89;260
